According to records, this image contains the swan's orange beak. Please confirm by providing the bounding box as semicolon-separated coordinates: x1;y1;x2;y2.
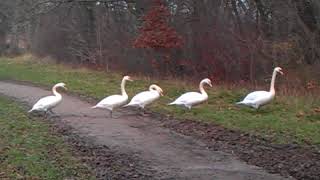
159;88;164;96
127;77;133;81
279;70;284;75
208;82;213;87
63;86;67;90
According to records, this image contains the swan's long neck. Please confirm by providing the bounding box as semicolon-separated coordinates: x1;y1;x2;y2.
121;79;128;97
52;86;62;98
269;69;277;94
199;81;208;97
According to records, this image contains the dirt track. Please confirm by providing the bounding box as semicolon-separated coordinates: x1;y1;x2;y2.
0;81;291;180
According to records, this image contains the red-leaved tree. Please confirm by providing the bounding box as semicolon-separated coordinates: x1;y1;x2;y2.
133;0;183;76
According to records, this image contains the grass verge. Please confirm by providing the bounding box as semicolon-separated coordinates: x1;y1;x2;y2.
0;96;94;179
0;55;319;146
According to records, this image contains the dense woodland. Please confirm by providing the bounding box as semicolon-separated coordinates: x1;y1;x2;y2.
0;0;319;82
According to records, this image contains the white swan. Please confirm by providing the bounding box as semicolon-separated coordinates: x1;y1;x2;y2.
124;84;163;109
92;75;133;117
28;82;67;114
168;78;212;109
236;67;284;109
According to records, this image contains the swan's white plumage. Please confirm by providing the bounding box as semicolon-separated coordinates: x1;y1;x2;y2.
241;91;270;101
93;95;128;110
28;82;66;113
125;84;163;108
236;67;283;109
168;78;212;109
29;96;61;112
92;76;132;116
236;91;273;109
169;92;206;109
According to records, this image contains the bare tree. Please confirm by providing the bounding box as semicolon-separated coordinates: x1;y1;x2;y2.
1;0;319;81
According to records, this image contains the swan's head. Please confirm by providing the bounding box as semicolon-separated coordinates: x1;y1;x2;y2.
55;82;67;90
123;75;133;82
202;78;212;87
150;84;164;96
275;67;284;75
155;85;164;96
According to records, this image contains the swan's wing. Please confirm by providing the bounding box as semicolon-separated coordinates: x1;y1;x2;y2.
128;91;159;106
31;96;59;110
243;91;269;101
238;90;274;108
171;92;204;105
96;95;127;107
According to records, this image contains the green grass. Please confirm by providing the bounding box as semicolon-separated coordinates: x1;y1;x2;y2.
0;96;94;179
0;55;319;146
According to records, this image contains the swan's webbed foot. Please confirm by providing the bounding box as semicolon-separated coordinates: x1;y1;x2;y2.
253;104;260;110
47;110;53;116
108;110;120;119
138;108;150;117
110;112;121;119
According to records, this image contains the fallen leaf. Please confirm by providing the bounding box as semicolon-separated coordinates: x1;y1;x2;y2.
296;111;305;118
313;107;320;113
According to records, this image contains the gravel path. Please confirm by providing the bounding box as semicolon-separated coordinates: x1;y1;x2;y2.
0;81;290;180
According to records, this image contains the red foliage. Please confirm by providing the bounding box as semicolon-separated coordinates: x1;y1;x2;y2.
133;0;183;50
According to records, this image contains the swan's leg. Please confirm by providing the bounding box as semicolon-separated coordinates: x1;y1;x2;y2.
139;107;149;116
110;110;122;119
256;106;260;112
43;110;49;119
109;110;113;118
179;105;187;113
184;105;191;110
138;107;144;116
142;108;146;116
49;109;54;116
49;110;60;118
122;106;137;116
45;109;52;117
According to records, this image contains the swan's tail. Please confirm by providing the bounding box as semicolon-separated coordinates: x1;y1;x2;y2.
123;104;131;108
168;99;181;105
91;105;97;109
235;101;243;105
236;101;254;107
235;101;246;107
28;109;33;113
